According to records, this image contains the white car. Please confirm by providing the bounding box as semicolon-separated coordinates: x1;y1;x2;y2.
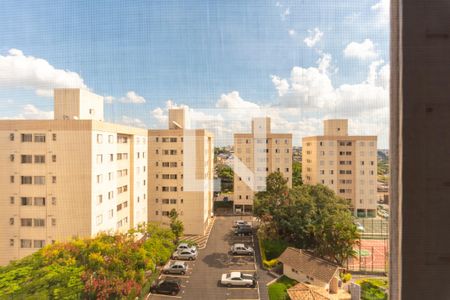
230;243;254;255
177;243;197;252
233;220;251;228
221;272;256;287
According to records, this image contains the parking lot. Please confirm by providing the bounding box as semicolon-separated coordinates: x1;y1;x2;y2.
147;216;265;300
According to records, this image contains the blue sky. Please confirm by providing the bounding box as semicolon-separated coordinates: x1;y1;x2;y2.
0;0;390;147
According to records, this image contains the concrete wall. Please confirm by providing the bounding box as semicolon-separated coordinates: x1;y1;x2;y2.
391;0;450;298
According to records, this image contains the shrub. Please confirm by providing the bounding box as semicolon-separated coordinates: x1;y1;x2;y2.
340;272;352;283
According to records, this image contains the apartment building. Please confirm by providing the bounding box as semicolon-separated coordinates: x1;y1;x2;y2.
0;89;148;265
233;117;292;212
302;119;377;217
147;108;214;235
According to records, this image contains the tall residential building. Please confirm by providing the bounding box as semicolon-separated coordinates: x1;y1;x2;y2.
0;89;148;265
302;119;377;217
147;108;214;235
233;117;292;213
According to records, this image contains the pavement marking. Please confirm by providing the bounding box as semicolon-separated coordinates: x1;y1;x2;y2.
160;274;191;279
227;287;258;290
146;293;182;299
229;269;257;272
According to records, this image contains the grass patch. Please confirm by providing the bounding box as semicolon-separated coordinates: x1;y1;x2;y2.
356;278;388;300
268;276;297;300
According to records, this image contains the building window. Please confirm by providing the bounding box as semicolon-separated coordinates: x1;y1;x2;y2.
97;134;103;143
97;195;103;205
96;154;103;164
52;155;56;162
96;174;103;183
20;218;32;227
34;134;46;142
108;209;113;219
34;219;45;227
34;197;46;206
51;197;56;205
20;239;32;248
20;197;32;206
21;155;32;163
34;240;45;248
34;155;45;163
10;176;14;183
162;211;170;216
51;218;56;226
9;239;14;246
52;133;57;141
9;154;14;162
21;134;32;142
9;218;14;225
21;176;32;184
108;135;114;143
9;133;14;141
10;197;14;204
34;176;46;185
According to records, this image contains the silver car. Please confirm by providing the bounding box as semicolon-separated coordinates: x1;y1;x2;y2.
163;261;188;275
231;243;254;256
172;248;198;260
177;243;197;252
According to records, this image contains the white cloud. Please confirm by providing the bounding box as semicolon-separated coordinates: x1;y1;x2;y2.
119;115;147;128
104;96;114;104
216;91;259;109
271;76;290;97
371;0;390;26
0;49;87;97
272;51;389;118
343;39;378;60
288;29;296;36
118;91;146;104
281;7;290;20
0;104;53;120
303;28;324;48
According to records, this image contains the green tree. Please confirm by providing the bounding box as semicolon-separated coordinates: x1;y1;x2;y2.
0;224;176;299
255;173;359;265
253;171;289;219
215;163;234;192
169;209;184;242
292;161;303;187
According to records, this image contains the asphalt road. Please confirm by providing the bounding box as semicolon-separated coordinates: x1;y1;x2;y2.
147;215;276;300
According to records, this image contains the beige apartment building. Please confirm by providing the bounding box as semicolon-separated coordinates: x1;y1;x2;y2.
233;117;292;212
147;108;214;235
302;119;377;217
0;89;148;265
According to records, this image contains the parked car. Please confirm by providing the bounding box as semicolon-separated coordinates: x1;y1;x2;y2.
162;261;188;275
230;243;254;255
220;271;256;287
234;225;253;236
233;220;250;228
177;242;197;252
150;277;181;295
355;222;365;232
172;248;198;260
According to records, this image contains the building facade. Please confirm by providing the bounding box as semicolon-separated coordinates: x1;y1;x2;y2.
0;89;148;265
233;117;292;212
302;119;377;217
147;108;214;235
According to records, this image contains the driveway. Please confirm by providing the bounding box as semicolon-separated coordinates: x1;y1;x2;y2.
147;216;276;300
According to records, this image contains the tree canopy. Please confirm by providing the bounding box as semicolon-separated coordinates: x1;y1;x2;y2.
215;163;234;192
292;161;303;187
254;172;359;265
0;223;176;299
